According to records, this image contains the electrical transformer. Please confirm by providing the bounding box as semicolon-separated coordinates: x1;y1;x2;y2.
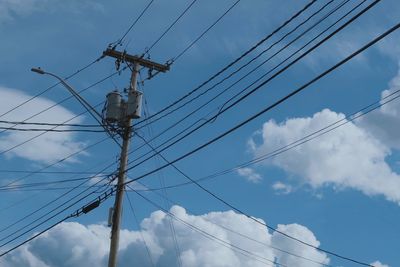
105;91;122;122
126;90;143;119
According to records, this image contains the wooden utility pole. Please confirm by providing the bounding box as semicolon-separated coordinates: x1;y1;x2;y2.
103;48;169;267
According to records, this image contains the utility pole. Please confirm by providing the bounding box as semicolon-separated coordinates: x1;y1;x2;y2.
103;48;169;267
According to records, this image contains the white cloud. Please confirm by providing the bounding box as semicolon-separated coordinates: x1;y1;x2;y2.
370;261;390;267
236;167;262;183
247;67;400;204
0;206;331;267
249;108;400;204
0;86;87;164
272;182;293;195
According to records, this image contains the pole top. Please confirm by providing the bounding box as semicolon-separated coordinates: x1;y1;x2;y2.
103;48;170;73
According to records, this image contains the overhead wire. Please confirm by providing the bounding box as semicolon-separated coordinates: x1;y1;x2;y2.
145;0;198;54
0;120;103;128
139;84;183;267
0;157;119;236
122;0;353;169
125;192;155;267
0;170;102;174
0;172;115;248
0;174;109;192
0;1;390;264
133;133;347;266
123;0;378;179
0;0;156;163
135;0;349;133
134;121;373;267
0;185;115;258
122;13;398;267
172;0;241;62
111;0;156;48
0;102;114;160
0;4;164;243
0;126;105;133
135;0;318;125
3;135;112;187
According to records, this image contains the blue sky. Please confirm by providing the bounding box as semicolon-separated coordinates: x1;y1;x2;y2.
0;0;399;266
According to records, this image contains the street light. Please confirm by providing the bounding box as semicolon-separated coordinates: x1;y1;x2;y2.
30;67;108;128
31;67;87;107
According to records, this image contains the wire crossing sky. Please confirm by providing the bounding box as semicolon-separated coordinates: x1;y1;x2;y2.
0;0;399;267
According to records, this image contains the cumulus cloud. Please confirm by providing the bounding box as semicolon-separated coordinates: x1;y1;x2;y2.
248;69;400;204
0;86;87;164
236;167;262;183
249;108;400;203
0;206;330;267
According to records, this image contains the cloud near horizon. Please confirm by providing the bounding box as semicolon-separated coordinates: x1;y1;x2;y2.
0;206;334;267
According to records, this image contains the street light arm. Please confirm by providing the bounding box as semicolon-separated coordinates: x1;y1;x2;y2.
36;69;102;118
31;67;122;148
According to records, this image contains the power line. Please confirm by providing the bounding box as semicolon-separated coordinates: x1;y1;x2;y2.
0;126;105;133
0;174;109;192
0;170;101;174
123;0;379;178
0;120;103;128
133;82;400;261
112;0;156;48
0;174;114;248
145;0;198;54
121;0;365;182
125;192;155;267
135;0;318;125
123;15;397;267
139;91;183;267
3;135;112;187
129;0;357;164
172;0;241;62
123;0;349;168
0;186;115;258
134;127;374;267
0;105;107;160
0;160;118;236
135;0;347;130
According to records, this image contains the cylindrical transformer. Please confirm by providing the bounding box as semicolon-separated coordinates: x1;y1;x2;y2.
105;91;122;122
126;90;143;119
